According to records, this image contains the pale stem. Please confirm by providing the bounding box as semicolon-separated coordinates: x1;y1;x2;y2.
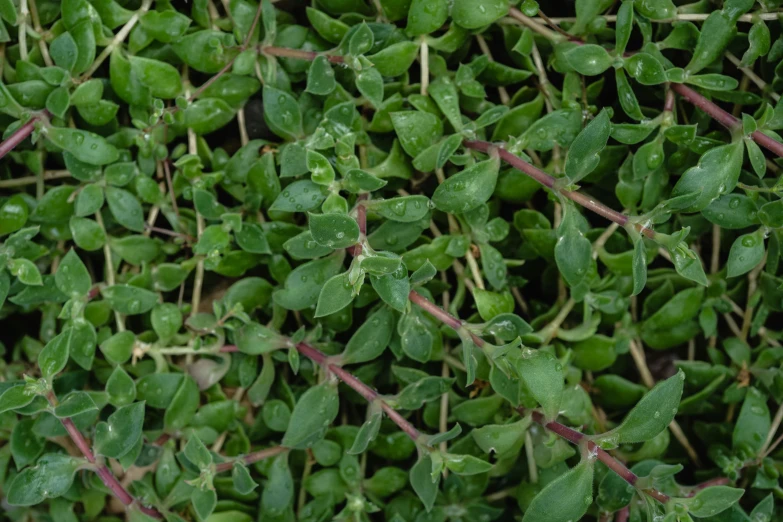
439;359;450;457
19;0;28;60
761;402;783;457
420;38;429;96
95;211;125;332
507;8;561;41
465;249;486;290
0;169;70;187
28;0;52;66
82;0;153;79
475;34;510;104
539;12;782;23
525;431;538;483
237;107;249;146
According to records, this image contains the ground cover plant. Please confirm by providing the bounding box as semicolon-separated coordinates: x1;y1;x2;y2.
1;0;783;520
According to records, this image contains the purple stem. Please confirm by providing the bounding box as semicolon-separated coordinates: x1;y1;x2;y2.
671;83;783;158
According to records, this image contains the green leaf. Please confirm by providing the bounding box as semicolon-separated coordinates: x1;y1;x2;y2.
45;128;119;166
262;453;294;515
472;417;531;455
39;329;71;379
443;453;493;475
428;77;462;131
555;205;591;288
565;44;613;76
369;195;430;222
315;272;355;317
348;410;382;454
515;348;563;420
633;0;676;19
0;194;29;236
10;258;43;286
306;150;335;186
522;460;594;522
410;454;440;512
50;32;79;71
55;249;91;297
7;454;84;506
342;306;395;364
105;186;145;232
349;23;374;56
270;180;328;212
686;12;735;74
565;109;611;184
733;387;770;455
391;111;443;158
105;366;136;407
356;67;384;108
232;463;258;495
54;391;98;418
100;284;158;315
282;382;340;449
263;86;303;140
452;0;508;29
164;375;200;432
306;55;336;95
682;486;744;517
406;0;447;35
235;322;288;355
184;435;212;469
671;141;743;212
128;56;182;99
727;229;765;278
368;41;419;77
624;52;666;85
0;384;36;414
432;157;500;214
604;371;684;444
94;402;145;459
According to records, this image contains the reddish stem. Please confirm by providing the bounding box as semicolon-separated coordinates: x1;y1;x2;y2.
463;140;655;238
663;87;675;113
0;117;37;160
671;83;783;158
408;290;465;332
616;507;630;522
47;393;163;518
295;341;421;440
213;445;288;473
690;476;731;493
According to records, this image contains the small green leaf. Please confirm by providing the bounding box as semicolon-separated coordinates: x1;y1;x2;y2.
263;86;303;140
282;382;340;449
315;272;355;317
55;249;91;297
306;150;335;186
100;284;158;315
515;348;563;420
733;387;770;454
349;23;374;56
10;258;43;286
94;402;145;459
682;486;744;517
432;157;500;214
565;109;611;184
452;0;508;29
391;111;443;158
306;55;336;95
54;391;98;418
522;460;594;522
342;306;395;364
356;67;384;108
410;454;440;512
604;371;684;444
727;229;765;277
45;127;119;166
0;384;36;414
565;44;613;76
39;329;71;379
232;463;258;495
7;454;84;506
105;186;145;232
106;366;136;407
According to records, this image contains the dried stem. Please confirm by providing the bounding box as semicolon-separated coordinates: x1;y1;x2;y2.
28;0;52;67
262;46;345;64
420;38;429;96
725;52;780;103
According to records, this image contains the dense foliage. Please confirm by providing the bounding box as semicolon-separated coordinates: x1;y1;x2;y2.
1;0;783;520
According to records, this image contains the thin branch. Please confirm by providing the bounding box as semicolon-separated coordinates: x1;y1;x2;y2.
213;446;288;473
82;0;153;79
671;83;783;158
0;169;70;187
463;140;655;238
538;12;782;23
0;116;41;160
46;393;162;518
